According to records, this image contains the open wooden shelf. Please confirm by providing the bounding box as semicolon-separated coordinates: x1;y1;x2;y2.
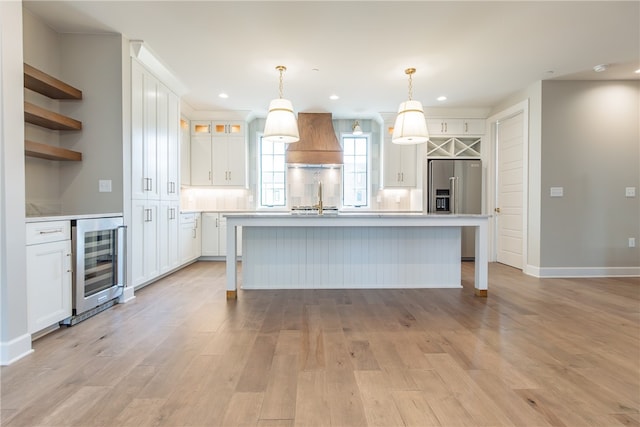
22;63;84;163
24;102;82;131
25;140;82;161
23;63;82;100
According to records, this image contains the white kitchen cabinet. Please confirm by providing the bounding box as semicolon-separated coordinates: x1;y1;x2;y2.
190;121;247;187
180;212;201;264
131;59;180;201
131;58;181;289
131;199;160;288
158;88;180;201
426;118;485;136
201;212;242;257
383;132;417;188
159;200;180;274
26;221;72;334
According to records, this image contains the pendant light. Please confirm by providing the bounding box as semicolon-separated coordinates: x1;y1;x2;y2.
263;65;299;143
392;68;429;144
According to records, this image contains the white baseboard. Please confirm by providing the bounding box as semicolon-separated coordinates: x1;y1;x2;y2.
525;265;640;278
1;333;33;366
119;286;136;303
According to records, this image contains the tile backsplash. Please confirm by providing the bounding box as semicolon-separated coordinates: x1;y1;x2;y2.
181;180;421;212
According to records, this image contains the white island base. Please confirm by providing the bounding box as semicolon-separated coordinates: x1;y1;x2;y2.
225;214;490;299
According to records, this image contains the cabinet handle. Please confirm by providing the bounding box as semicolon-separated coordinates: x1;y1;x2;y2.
464;122;468;133
39;229;63;235
209;171;212;181
401;172;404;182
216;217;219;228
192;228;196;238
145;208;153;222
441;122;444;133
444;122;448;133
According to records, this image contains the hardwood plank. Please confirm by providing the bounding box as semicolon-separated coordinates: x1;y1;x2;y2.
353;370;406;426
294;371;330;427
235;334;277;392
39;385;111;426
221;392;264;427
260;354;298;420
392;390;442;427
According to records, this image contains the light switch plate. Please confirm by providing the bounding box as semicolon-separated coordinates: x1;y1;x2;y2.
625;187;636;197
550;187;563;197
99;179;112;193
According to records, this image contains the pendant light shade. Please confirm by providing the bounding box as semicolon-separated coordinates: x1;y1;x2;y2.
263;66;299;143
392;68;428;145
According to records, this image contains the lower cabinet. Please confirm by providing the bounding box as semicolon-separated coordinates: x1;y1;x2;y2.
131;200;160;288
179;212;201;264
201;212;242;257
159;201;180;274
26;221;72;334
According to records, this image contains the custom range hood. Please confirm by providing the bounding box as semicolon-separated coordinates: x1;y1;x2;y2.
286;113;343;165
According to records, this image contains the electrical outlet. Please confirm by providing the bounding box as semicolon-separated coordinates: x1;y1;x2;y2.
629;237;636;248
550;187;563;197
625;187;636;197
98;179;112;193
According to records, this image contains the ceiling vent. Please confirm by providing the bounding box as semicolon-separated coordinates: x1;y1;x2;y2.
286;113;343;165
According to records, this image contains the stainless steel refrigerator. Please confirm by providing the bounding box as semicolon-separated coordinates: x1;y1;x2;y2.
427;159;482;259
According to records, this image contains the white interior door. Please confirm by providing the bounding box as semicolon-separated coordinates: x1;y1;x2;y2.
495;112;524;269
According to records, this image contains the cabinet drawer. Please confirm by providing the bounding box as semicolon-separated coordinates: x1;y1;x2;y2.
26;221;70;245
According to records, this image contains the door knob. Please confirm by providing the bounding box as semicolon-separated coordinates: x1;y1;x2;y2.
494;207;501;213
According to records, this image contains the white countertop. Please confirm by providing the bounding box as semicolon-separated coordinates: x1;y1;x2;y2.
25;212;123;223
224;212;490;228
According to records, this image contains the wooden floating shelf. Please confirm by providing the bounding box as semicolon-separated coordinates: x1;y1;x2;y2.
25;140;82;161
23;63;82;100
24;102;82;131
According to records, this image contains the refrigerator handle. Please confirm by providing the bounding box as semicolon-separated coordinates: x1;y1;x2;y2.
428;162;434;213
449;176;459;214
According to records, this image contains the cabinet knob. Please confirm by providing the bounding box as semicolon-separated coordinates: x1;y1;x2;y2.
494;207;501;213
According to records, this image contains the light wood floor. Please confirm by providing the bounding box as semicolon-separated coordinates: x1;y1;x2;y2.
2;261;639;427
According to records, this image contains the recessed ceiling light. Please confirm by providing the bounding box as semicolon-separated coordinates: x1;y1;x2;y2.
437;96;447;102
329;94;339;100
218;93;229;99
593;64;609;73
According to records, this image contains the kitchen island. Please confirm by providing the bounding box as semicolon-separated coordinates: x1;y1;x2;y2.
224;213;490;299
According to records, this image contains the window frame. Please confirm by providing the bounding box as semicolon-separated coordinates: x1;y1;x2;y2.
258;133;287;208
341;132;371;208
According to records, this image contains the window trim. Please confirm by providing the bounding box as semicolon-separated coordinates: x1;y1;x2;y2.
341;132;371;208
257;133;287;209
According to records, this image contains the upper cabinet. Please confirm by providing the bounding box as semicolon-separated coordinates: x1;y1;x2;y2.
426;118;485;158
426;118;485;136
131;60;180;201
23;63;83;161
382;124;417;188
190;120;247;187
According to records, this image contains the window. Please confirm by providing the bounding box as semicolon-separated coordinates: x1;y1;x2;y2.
342;135;369;207
259;136;286;207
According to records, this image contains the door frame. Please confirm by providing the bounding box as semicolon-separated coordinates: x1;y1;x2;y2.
486;100;529;267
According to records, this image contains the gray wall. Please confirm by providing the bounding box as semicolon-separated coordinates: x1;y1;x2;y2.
22;11;124;216
540;80;639;268
58;34;124;215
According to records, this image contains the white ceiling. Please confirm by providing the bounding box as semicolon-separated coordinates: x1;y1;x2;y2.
23;1;640;120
